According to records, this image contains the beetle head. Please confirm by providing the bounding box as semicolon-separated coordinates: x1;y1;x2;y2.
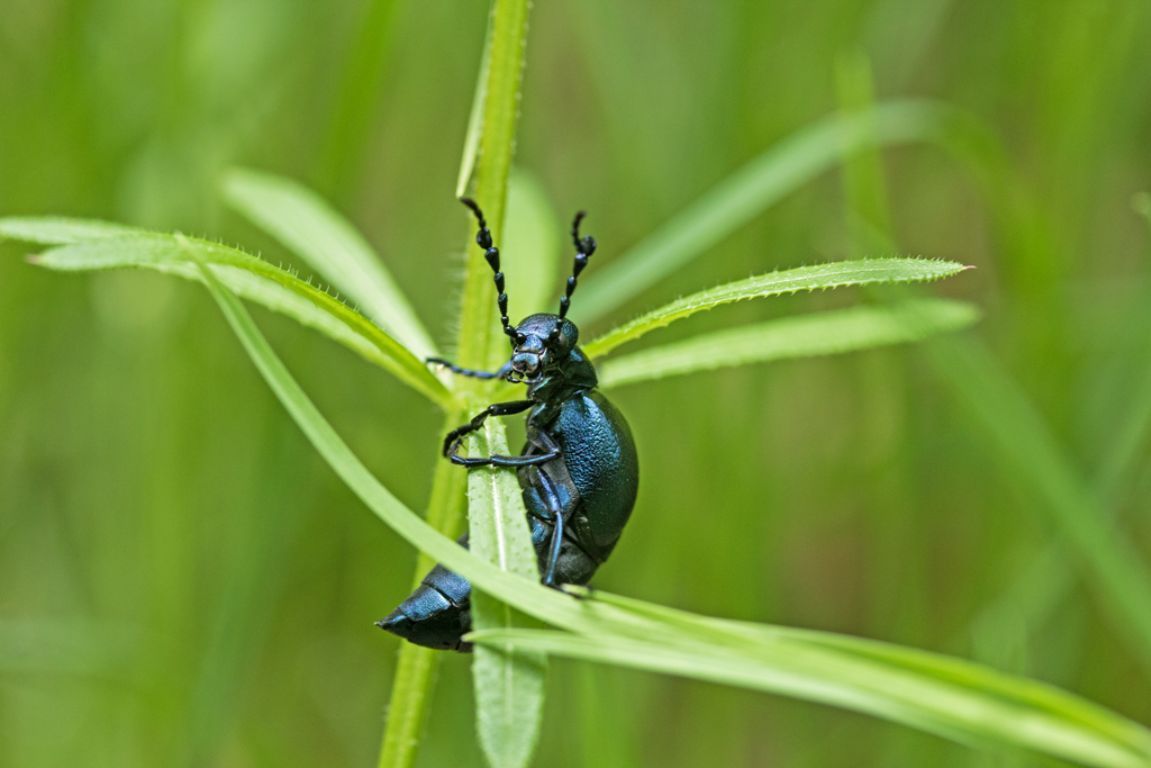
507;313;578;381
457;198;595;384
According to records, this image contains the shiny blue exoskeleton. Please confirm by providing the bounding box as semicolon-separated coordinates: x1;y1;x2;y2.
377;199;639;652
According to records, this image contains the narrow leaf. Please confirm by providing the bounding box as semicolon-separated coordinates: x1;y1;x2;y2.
0;216;137;245
577;101;961;320
584;258;969;358
598;299;979;388
223;167;439;359
468;419;546;768
470;620;1151;768
29;232;451;409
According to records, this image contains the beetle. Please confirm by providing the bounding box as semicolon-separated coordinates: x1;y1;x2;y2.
377;197;639;652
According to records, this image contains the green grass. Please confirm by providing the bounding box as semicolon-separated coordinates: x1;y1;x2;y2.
1;1;1150;767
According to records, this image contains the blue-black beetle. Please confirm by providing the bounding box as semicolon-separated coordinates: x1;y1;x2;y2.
377;198;639;652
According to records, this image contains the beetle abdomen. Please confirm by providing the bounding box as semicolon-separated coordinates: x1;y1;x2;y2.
376;542;474;651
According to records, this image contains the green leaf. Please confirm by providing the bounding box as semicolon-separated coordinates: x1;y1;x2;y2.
0;216;138;245
24;230;451;409
222;167;440;360
597;299;979;388
583;258;969;359
467;420;546;768
471;589;1151;768
576;101;961;321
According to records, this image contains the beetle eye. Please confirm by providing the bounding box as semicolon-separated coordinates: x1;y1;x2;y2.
515;333;526;345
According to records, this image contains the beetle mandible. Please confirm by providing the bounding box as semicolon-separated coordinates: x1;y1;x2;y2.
377;197;639;652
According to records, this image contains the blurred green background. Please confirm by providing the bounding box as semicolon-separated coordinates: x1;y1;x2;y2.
2;1;1150;766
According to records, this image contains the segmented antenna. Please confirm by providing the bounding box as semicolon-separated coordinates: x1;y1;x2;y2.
460;197;516;338
551;210;597;340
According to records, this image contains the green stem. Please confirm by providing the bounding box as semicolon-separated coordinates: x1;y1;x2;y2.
455;0;533;372
377;0;531;764
377;417;467;768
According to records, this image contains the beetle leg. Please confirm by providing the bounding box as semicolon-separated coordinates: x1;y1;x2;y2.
427;358;513;381
443;400;533;457
534;468;565;587
448;422;562;467
446;405;562;466
449;451;560;468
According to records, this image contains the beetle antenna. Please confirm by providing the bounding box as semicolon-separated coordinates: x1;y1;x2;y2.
460;197;516;338
559;211;595;320
550;210;596;342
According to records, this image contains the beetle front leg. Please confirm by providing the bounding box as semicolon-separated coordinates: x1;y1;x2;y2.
442;400;533;457
445;404;561;467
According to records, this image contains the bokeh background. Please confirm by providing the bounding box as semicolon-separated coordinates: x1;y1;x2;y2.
3;1;1150;766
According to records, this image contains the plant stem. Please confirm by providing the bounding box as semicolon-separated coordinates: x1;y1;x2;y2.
377;0;532;764
377;420;467;768
455;0;533;372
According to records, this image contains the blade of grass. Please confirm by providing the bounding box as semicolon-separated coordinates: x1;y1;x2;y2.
597;299;979;388
576;101;963;321
222;168;439;360
583;258;969;359
24;231;451;409
195;259;1151;768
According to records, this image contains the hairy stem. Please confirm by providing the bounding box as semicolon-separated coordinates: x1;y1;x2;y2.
377;439;466;768
376;0;533;764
